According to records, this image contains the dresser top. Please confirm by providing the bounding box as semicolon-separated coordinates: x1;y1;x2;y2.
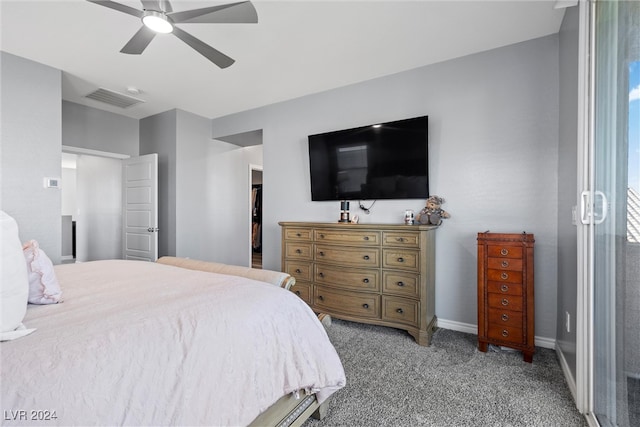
279;221;439;231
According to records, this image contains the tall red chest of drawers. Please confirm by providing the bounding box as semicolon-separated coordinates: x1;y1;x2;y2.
477;232;535;363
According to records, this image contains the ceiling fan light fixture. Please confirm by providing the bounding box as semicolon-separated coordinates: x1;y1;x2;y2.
142;10;173;34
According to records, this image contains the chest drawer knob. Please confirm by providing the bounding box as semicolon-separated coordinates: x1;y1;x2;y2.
295;290;301;296
363;278;370;283
319;234;325;239
363;255;370;260
295;268;302;274
296;233;301;237
363;236;370;241
362;303;369;309
501;272;509;280
396;308;404;314
397;257;404;263
501;298;509;306
502;329;509;337
500;248;509;256
397;281;405;287
501;284;509;292
396;237;405;242
501;260;509;268
319;251;325;256
318;272;324;278
501;313;509;321
318;295;324;301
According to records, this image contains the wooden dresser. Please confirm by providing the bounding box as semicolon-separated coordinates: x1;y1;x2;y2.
477;232;535;362
279;221;437;346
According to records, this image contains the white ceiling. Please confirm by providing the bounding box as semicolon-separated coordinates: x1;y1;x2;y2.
1;0;566;120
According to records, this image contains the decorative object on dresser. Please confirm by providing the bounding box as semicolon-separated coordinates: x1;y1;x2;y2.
280;221;438;346
477;232;535;362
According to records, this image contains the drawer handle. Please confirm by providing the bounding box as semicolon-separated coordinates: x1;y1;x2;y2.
397;281;405;287
363;278;370;283
502;330;509;337
501;298;509;306
501;272;509;280
363;255;370;260
296;233;301;237
500;248;509;256
295;269;302;274
319;251;325;256
500;284;509;292
363;236;370;241
397;237;405;242
318;272;324;278
397;257;404;263
295;249;302;254
501;260;509;268
396;308;404;314
318;295;324;301
295;290;301;296
319;234;325;239
501;313;509;321
362;303;369;309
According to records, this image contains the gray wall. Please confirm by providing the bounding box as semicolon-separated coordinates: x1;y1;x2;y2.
211;35;561;340
1;52;62;263
557;6;580;381
63;101;138;156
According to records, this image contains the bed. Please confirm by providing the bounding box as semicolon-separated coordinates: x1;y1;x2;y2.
1;249;346;426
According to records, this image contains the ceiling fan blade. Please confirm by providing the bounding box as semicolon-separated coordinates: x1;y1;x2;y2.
169;1;257;24
171;26;234;69
86;0;143;18
140;0;172;13
120;26;157;54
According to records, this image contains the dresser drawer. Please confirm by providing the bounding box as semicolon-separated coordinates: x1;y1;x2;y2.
314;229;380;245
487;257;523;271
284;228;313;241
285;242;312;260
487;245;523;259
488;293;523;312
487;324;524;344
382;296;419;327
383;249;420;272
382;232;420;248
314;264;380;291
315;245;380;267
284;261;312;282
383;271;420;298
487;281;522;296
314;286;380;319
487;269;522;284
290;281;312;305
487;307;523;329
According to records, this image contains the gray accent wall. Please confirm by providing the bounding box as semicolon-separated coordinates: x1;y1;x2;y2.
557;6;580;382
1;52;62;263
211;35;561;340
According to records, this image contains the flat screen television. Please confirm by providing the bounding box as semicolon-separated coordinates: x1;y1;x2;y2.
308;116;429;201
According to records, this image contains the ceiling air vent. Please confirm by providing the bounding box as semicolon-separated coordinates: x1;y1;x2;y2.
85;88;145;109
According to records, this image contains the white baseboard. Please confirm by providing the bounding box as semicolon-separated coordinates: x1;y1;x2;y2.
556;346;578;403
436;318;556;349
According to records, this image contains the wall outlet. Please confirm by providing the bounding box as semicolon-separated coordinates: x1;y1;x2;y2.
565;311;571;333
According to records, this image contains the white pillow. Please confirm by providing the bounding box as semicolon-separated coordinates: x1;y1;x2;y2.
23;240;63;304
0;211;29;333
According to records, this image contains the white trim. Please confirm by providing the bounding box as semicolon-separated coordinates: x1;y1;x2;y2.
436;318;556;349
62;145;130;159
557;346;578;403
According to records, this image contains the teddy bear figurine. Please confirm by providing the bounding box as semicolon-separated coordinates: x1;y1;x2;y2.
417;195;450;225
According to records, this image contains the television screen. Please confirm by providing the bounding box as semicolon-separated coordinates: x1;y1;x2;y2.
308;116;429;201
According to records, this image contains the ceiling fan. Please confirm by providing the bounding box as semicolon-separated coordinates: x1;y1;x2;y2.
87;0;258;68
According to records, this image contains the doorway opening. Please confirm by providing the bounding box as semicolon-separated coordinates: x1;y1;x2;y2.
250;165;263;269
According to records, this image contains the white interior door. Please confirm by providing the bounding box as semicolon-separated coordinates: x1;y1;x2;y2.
123;154;158;261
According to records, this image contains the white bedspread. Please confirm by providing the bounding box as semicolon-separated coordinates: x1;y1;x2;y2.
0;260;346;426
